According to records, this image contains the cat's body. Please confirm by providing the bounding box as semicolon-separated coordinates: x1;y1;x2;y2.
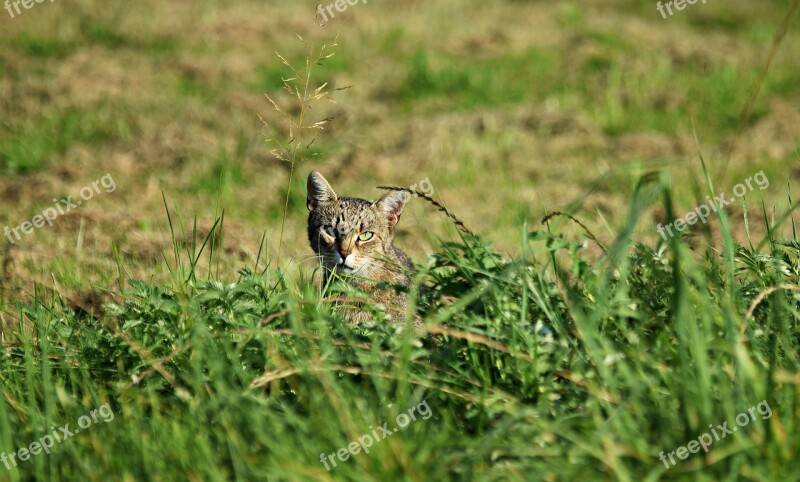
306;171;417;324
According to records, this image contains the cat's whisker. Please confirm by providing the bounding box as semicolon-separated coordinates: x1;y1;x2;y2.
297;254;324;265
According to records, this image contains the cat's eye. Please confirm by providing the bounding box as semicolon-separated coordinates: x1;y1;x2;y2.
358;231;374;242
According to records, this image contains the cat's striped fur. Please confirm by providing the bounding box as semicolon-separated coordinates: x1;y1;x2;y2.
306;171;416;324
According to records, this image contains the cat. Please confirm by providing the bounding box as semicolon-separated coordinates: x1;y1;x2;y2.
306;171;419;325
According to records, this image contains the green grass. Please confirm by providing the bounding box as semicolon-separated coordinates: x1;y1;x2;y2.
393;41;768;140
2;1;800;480
9;22;179;60
1;173;798;481
10;33;76;59
256;53;351;94
396;49;557;110
0;105;134;174
193;148;248;196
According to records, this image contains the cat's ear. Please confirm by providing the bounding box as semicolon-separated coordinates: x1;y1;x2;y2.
375;190;409;228
307;171;338;211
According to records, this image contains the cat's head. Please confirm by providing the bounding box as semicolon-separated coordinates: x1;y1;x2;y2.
306;171;407;277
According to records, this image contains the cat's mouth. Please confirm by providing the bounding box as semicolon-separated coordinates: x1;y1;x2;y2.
327;252;366;275
338;259;368;275
339;262;360;274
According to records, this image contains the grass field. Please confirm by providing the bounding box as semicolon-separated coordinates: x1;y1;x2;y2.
1;0;800;480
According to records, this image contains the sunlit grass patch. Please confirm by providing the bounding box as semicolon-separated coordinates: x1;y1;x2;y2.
10;32;76;59
0;104;135;174
396;48;558;110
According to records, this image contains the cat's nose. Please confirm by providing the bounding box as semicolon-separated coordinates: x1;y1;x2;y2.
339;249;350;258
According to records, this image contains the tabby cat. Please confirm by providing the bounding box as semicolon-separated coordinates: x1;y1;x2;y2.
306;171;417;325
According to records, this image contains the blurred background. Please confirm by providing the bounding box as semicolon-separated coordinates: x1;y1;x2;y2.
0;0;798;310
